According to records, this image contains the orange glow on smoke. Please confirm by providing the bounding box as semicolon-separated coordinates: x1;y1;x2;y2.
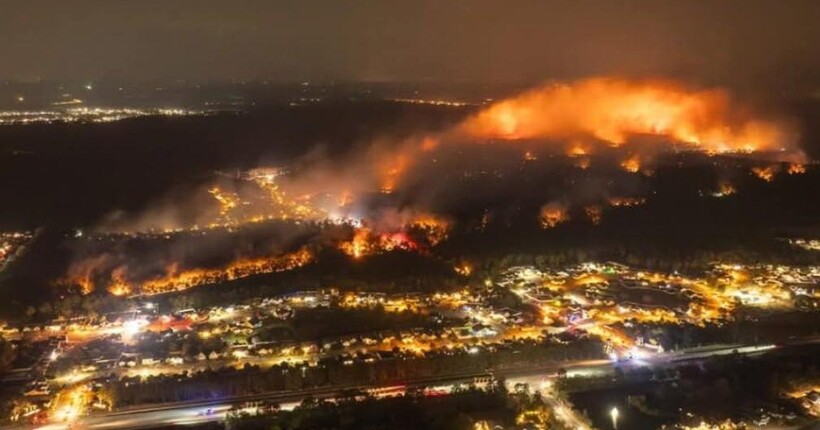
460;77;791;154
379;153;409;194
421;136;439;151
715;181;736;197
573;157;590;169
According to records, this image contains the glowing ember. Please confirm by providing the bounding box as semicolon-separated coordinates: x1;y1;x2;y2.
713;181;736;197
208;187;239;221
751;165;778;182
620;154;641;173
573;156;591;169
584;205;603;225
787;163;806;175
454;262;473;276
608;196;646;207
539;203;569;229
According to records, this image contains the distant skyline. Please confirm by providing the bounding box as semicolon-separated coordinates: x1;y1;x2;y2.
2;1;820;93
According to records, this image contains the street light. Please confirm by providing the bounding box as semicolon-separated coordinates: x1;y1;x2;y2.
610;406;619;429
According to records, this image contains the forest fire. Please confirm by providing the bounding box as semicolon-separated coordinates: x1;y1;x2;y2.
539;203;569;229
341;228;374;259
608;197;646;207
459;77;793;155
60;255;109;295
407;213;451;246
340;228;419;258
620;154;642;173
752;165;778;182
339;213;450;258
107;266;132;296
61;248;313;296
208;187;239;222
713;181;737;197
140;248;313;295
340;223;448;258
247;168;325;220
787;163;806;175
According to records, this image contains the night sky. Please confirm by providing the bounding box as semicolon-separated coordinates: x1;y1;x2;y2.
2;1;820;90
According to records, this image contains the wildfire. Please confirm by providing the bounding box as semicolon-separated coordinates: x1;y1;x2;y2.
60;254;109;295
454;262;473;276
460;78;792;154
247;168;325;221
539;203;569;229
787;163;806;175
608;196;646;207
107;266;132;296
208;187;239;221
140;248;313;295
339;213;450;258
620;154;641;173
379;153;410;194
340;228;375;259
751;165;778;182
567;143;589;156
713;181;736;197
406;213;451;246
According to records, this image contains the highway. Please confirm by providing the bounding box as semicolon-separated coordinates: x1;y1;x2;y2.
12;338;818;430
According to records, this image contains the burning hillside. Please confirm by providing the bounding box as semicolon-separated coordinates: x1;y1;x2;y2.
458;77;798;157
50;76;815;299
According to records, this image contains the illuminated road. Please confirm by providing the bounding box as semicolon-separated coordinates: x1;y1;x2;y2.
10;338;818;430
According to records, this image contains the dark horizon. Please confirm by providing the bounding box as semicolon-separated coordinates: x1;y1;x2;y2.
2;1;820;93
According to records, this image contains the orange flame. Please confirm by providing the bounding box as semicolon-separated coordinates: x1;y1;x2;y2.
714;181;736;197
107;266;132;296
539;203;569;229
608;197;646;207
751;165;778;182
140;248;313;295
620;154;641;173
340;213;450;258
340;228;375;259
787;163;806;175
460;77;792;154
